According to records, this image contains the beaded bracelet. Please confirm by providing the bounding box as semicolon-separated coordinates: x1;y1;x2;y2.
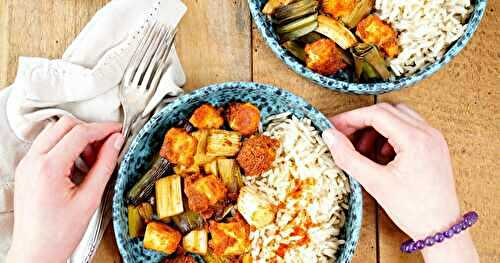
400;211;479;253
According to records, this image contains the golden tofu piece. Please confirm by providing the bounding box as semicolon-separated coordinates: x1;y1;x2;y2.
209;218;250;256
321;0;356;18
143;222;182;255
160;128;197;166
355;15;399;57
237;186;276;229
236;135;279;176
185;175;227;212
189;104;224;129
225;103;261;136
305;38;348;75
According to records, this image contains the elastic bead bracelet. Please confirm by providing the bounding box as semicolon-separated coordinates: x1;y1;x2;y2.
400;211;479;253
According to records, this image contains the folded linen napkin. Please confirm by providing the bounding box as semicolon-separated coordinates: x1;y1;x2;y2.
0;0;187;262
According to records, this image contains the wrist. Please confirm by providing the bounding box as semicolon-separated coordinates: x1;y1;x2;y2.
421;230;479;263
7;240;67;263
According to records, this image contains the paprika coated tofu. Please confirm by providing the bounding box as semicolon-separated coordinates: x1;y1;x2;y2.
189;104;224;129
237;186;276;229
208;218;251;256
321;0;356;18
160;128;197;166
225;102;261;136
143;222;182;255
184;175;227;212
236;135;280;176
305;38;348;75
356;15;399;57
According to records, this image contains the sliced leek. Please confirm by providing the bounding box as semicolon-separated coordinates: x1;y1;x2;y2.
206;129;242;157
262;0;296;15
315;15;357;49
128;205;145;238
155;175;184;219
126;157;172;206
282;40;307;62
137;202;154;223
217;159;243;193
172;210;205;234
341;0;375;28
351;43;391;81
273;0;319;25
182;229;208;255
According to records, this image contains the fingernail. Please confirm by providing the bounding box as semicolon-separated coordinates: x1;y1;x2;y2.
113;133;125;150
322;129;338;146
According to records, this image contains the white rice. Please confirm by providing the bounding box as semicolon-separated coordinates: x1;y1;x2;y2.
375;0;473;76
244;113;350;263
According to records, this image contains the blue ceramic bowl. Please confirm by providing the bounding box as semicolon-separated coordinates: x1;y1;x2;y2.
248;0;487;94
113;82;363;262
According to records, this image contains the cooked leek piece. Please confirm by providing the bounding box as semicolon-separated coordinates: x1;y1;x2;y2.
315;15;357;49
203;159;219;177
262;0;295;15
137;202;154;223
277;14;318;43
202;252;231;263
273;0;319;25
298;31;323;44
172;210;205;234
237;186;276;229
217;159;243;193
214;205;236;221
128;205;145;238
282;40;307;62
174;163;200;176
341;0;374;28
206;129;241;157
155;175;184;219
143;222;182;254
182;229;208;255
127;157;172;206
192;129;215;165
351;43;391;81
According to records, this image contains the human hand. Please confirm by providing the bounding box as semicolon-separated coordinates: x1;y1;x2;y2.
7;117;124;263
322;103;478;262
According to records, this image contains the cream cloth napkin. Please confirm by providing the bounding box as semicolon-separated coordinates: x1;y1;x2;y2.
0;0;187;262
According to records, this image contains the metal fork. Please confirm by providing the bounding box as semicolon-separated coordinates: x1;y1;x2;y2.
120;21;177;139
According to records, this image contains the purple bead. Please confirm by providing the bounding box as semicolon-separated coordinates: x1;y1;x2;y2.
434;232;445;243
401;240;413;253
408;243;418;253
415;240;425;250
424;236;435;246
464;211;479;225
444;229;455;238
452;223;462;234
460;221;468;230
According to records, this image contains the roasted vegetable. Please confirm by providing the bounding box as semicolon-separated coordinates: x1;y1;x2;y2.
128;205;145;238
305;38;348;75
321;0;356;19
174;163;201;176
277;14;318;43
156;175;184;219
192;129;215;166
262;0;295;15
127;157;172;206
185;175;227;209
172;209;205;234
202;252;231;263
355;15;399;57
283;41;307;62
242;254;253;263
297;31;324;44
189;104;224;129
214;205;236;221
351;43;391;81
209;218;251;256
236;135;280;176
225;103;261;136
203;159;219;177
206;129;241;157
273;0;319;25
341;0;374;28
217;159;243;193
237;186;276;229
182;229;208;255
137;202;154;223
315;14;357;49
143;222;182;254
160;128;198;166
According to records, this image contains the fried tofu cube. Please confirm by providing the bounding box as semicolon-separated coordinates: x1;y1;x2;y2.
236;135;280;176
185;175;227;212
209;219;250;256
225;103;261;136
237;186;276;229
355;15;399;57
143;222;182;255
321;0;356;18
305;38;349;75
206;129;242;157
160;128;197;166
189;104;224;129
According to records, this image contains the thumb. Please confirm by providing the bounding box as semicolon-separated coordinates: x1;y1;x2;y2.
76;132;124;209
322;128;385;190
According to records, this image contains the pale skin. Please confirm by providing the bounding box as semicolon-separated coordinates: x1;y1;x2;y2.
7;104;478;262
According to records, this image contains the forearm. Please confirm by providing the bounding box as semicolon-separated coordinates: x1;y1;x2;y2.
422;230;479;263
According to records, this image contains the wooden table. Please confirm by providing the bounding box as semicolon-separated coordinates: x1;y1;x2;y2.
1;1;498;262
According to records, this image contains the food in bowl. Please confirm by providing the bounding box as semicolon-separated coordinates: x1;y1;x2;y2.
125;102;349;262
261;0;473;81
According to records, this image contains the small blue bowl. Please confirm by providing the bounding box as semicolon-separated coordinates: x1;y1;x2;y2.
248;0;487;94
113;82;363;262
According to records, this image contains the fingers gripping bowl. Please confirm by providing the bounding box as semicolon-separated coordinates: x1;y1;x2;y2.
113;82;363;262
248;0;487;94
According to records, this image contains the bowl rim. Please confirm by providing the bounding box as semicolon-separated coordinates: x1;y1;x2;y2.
113;81;363;262
247;0;488;95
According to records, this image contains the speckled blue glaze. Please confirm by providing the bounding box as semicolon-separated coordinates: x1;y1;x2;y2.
248;0;487;94
113;82;363;262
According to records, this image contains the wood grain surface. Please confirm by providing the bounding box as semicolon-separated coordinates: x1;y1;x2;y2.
0;0;498;262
